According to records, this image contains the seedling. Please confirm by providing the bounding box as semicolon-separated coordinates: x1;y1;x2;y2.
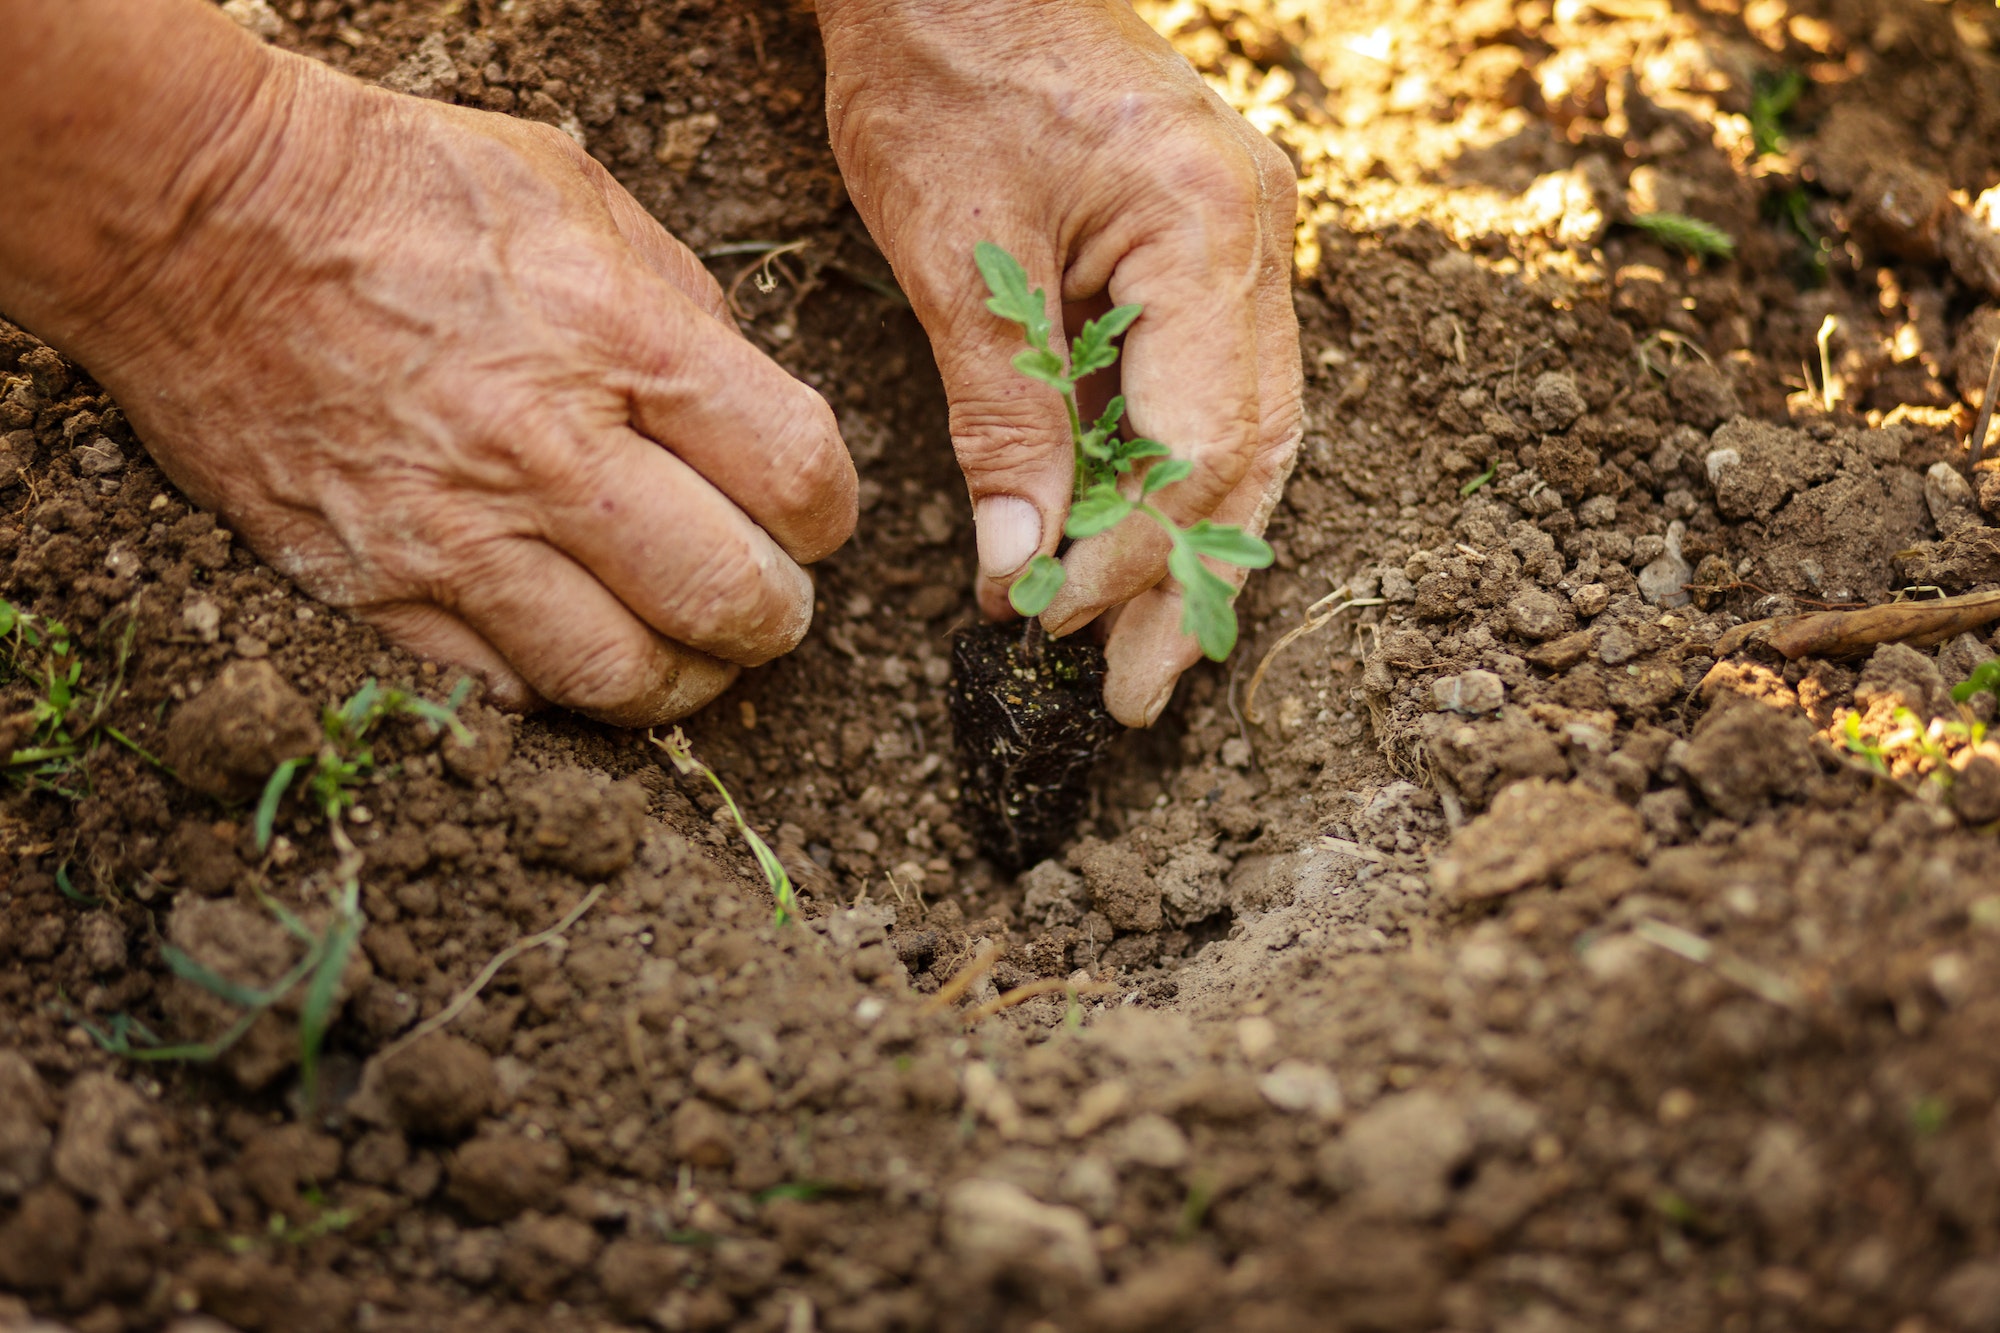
1953;659;2000;707
86;676;471;1111
974;243;1273;661
651;726;798;926
78;871;363;1112
1841;705;1988;787
255;677;474;852
1632;212;1736;263
1750;69;1804;158
0;595;163;794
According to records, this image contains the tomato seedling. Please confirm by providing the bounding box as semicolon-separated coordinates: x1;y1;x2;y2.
974;242;1273;661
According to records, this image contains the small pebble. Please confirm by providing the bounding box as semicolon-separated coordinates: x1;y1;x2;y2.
1433;669;1505;714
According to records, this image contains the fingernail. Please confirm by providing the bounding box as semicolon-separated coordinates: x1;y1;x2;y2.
1141;677;1176;727
973;494;1042;580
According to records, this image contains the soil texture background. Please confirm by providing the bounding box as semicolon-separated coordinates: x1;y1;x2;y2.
5;0;2000;1330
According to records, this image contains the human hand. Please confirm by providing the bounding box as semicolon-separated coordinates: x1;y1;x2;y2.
819;0;1302;726
0;1;854;725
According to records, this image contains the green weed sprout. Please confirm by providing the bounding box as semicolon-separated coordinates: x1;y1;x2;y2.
255;677;474;852
1750;69;1804;158
1953;659;2000;707
1633;212;1736;262
79;872;363;1111
974;242;1273;661
0;595;163;793
86;676;471;1111
651;726;798;926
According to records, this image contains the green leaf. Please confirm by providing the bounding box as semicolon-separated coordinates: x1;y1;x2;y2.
1141;458;1193;496
1011;347;1071;392
1168;543;1241;661
1009;554;1067;616
1069;303;1143;379
1180;520;1274;569
0;600;15;637
1111;437;1170;472
1065;486;1134;538
254;757;305;852
1093;395;1127;439
55;863;102;907
1632;212;1735;261
974;241;1053;350
298;897;361;1112
1459;464;1497;497
1953;659;2000;704
162;944;278;1010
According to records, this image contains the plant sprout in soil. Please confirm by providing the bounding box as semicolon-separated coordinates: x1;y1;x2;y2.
974;242;1273;661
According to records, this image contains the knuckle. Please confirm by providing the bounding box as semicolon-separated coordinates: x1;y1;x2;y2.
543;635;665;713
658;540;811;663
765;393;858;552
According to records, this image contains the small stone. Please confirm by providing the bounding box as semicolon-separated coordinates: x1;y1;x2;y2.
1596;626;1639;666
1433;669;1505;714
1062;1081;1130;1140
1106;1114;1189;1171
1927;462;1984;538
1637;521;1692;608
77;913;127;974
1505;587;1571;642
669;1099;735;1167
1576;495;1618;528
655;112;720;171
1257;1060;1345;1122
1057;1154;1120;1222
1021;860;1087;928
1744;1122;1825;1248
943;1179;1102;1289
180;599;221;643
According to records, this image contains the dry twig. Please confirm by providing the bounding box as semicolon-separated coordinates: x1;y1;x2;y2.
919;940;1000;1015
960;976;1117;1025
376;885;604;1062
1243;589;1384;725
1714;588;2000;661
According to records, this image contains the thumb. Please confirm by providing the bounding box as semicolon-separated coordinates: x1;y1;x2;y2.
909;242;1076;618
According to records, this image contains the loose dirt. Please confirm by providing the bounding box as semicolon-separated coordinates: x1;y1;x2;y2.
6;0;2000;1330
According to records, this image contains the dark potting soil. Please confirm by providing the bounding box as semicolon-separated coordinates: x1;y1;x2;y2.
946;622;1119;873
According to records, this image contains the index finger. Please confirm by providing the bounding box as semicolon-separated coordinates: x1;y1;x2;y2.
1041;149;1268;634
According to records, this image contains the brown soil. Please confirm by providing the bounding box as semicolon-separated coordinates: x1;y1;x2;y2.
6;0;2000;1330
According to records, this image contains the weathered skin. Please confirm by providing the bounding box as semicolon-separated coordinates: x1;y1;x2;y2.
822;0;1304;725
0;0;1300;728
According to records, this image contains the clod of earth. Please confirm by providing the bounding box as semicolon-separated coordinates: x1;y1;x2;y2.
947;623;1118;872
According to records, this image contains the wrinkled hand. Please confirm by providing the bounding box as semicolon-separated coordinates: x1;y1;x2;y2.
9;19;853;725
821;0;1303;726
